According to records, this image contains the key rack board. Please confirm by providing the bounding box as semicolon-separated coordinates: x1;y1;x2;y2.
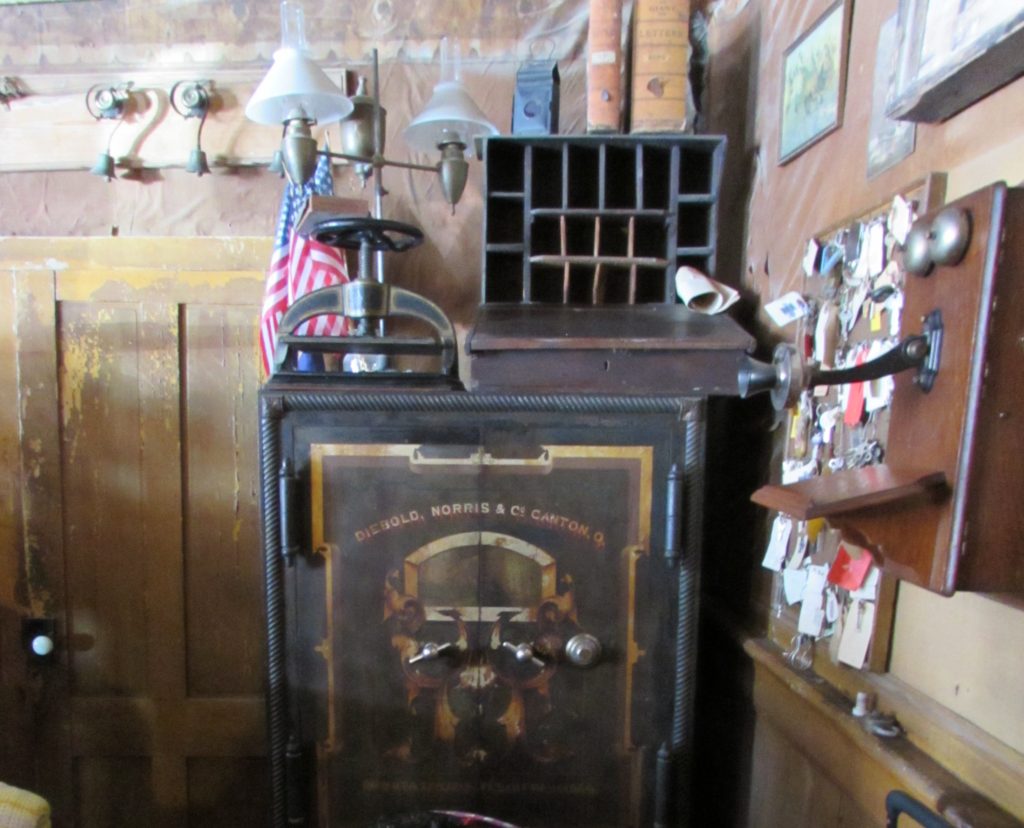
481;135;725;305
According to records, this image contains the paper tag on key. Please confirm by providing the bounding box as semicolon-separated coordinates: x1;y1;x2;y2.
887;290;904;337
866;220;886;277
783;567;808;605
890;196;912;245
797;565;829;636
838;599;876;668
786;526;809;569
803;240;821;277
761;515;793;571
765;291;810;327
851;566;881;601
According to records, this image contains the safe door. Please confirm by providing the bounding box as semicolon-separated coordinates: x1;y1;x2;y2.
263;391;703;828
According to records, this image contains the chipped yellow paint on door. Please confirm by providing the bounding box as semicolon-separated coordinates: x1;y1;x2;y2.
0;237;268;827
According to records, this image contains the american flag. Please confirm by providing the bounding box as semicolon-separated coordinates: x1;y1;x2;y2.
259;153;349;375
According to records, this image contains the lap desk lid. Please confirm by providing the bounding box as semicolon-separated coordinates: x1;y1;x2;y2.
465;304;755;396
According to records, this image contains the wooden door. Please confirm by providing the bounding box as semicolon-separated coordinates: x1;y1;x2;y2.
0;238;269;827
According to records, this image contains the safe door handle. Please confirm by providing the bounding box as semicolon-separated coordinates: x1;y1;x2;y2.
407;641;457;664
501;641;546;668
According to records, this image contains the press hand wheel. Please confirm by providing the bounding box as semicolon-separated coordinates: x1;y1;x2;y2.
312;215;424;253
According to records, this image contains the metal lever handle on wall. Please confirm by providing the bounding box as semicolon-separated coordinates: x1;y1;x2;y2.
737;310;943;411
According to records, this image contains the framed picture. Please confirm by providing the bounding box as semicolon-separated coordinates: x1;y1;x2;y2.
778;0;853;165
886;0;1024;123
867;13;916;178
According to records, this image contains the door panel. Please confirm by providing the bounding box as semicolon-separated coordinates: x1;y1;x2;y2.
186;757;272;828
75;757;153;826
184;305;264;698
0;239;269;827
290;412;675;827
12;269;72;814
61;300;175;698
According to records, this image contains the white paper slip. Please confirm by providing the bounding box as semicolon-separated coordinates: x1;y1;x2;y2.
796;564;829;635
798;592;825;637
813;303;837;366
887;290;904;337
783;567;808;605
838;599;877;668
851;566;881;601
781;457;818;485
802;564;829;601
785;528;809;570
803;240;820;277
825;589;841;624
867;220;886;277
764;291;809;327
761;515;793;571
890;195;912;244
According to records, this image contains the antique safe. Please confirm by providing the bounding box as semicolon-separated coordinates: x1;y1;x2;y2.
258;366;756;827
259;133;751;826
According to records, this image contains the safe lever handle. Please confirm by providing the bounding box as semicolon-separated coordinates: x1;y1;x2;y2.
407;641;457;664
501;641;546;668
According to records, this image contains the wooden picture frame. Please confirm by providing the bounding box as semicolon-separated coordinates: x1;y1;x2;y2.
886;0;1024;123
778;0;853;165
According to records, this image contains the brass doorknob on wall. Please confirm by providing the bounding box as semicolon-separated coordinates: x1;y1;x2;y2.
564;633;602;668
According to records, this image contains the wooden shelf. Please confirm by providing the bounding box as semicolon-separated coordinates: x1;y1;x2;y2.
752;465;948;520
531;207;671;218
529;254;669;268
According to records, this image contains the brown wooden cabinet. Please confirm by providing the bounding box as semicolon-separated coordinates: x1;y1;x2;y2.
259;382;711;827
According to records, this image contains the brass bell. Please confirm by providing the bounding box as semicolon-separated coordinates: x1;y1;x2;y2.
186;147;211;177
902;208;971;277
90;151;115;181
929;207;970;269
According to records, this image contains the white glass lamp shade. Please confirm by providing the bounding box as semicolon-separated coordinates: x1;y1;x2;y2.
245;47;352;125
403;81;499;154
